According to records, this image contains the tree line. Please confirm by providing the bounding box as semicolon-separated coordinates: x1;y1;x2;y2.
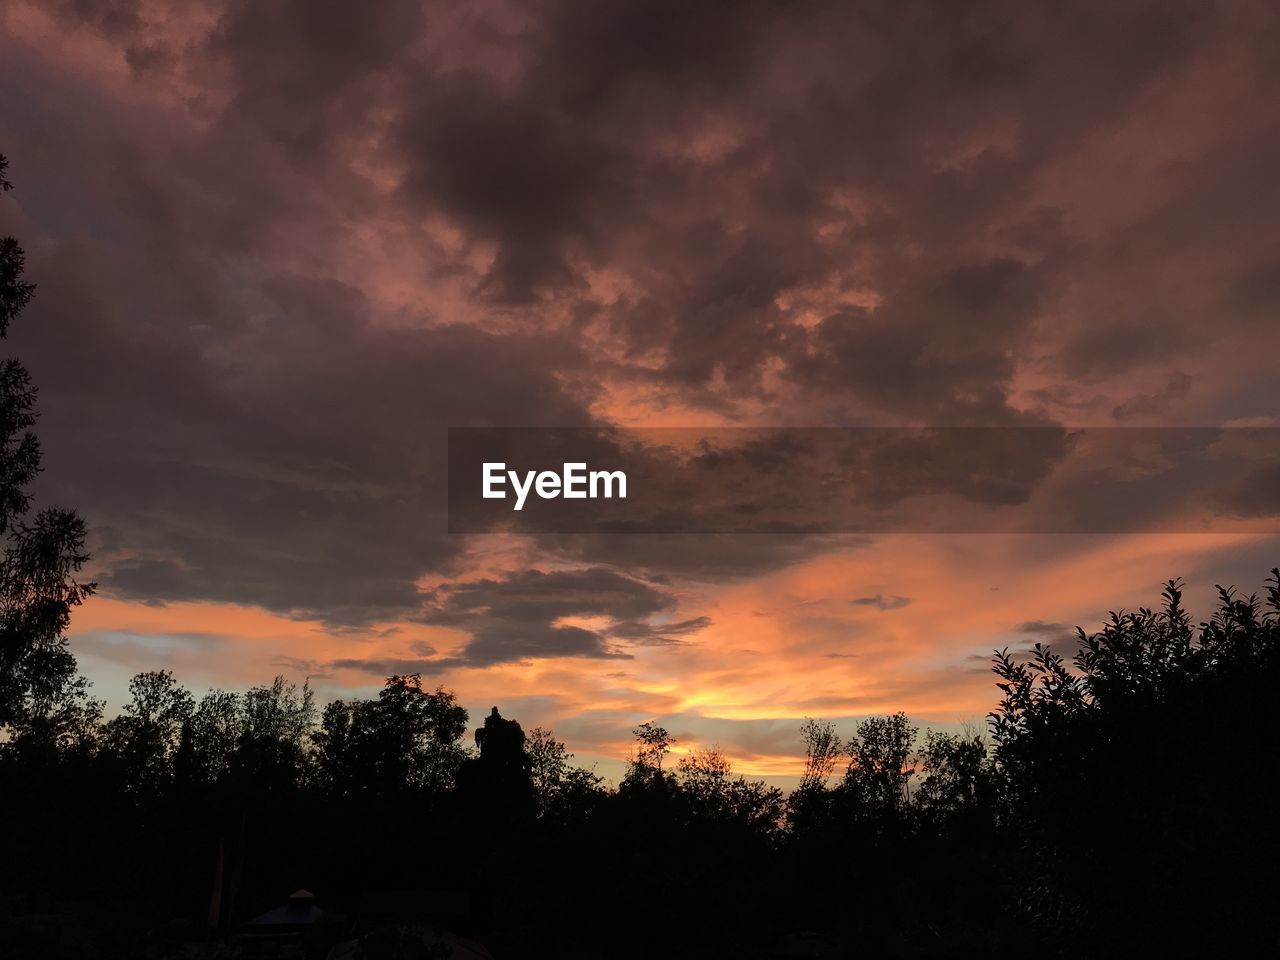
4;571;1278;959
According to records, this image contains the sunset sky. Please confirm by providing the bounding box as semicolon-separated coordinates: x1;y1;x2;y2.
2;0;1278;786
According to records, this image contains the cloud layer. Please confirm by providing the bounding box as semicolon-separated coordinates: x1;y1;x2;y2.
3;0;1279;778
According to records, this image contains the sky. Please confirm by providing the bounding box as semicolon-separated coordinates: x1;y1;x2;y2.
1;0;1278;786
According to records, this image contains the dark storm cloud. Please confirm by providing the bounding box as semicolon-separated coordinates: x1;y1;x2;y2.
359;0;1265;425
390;0;782;305
14;226;591;624
459;621;627;667
53;0;142;40
210;0;424;155
786;259;1049;422
536;534;857;584
394;69;632;305
425;567;676;624
606;617;712;645
5;0;1280;627
343;566;713;669
129;564;709;677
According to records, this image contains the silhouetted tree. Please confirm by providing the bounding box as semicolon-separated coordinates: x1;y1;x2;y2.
678;745;785;833
797;716;844;791
104;670;196;798
315;674;466;798
181;689;244;789
913;727;993;813
523;726;605;822
620;719;676;796
0;154;96;749
991;571;1280;954
841;712;917;818
525;725;569;806
229;675;315;794
787;717;845;832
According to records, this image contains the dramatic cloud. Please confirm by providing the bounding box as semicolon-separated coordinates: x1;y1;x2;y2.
414;567;707;667
606;617;712;645
3;0;1280;777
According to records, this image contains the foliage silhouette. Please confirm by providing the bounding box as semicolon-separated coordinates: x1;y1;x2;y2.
2;558;1278;954
990;572;1280;954
0;153;97;752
